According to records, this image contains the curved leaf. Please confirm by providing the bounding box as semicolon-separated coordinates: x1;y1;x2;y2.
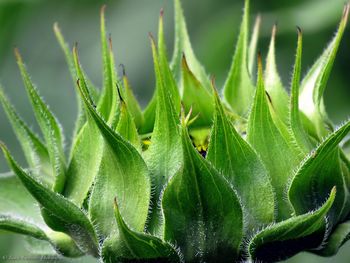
289;27;313;153
97;5;119;123
0;216;83;257
248;15;261;76
247;54;299;220
317;221;350;256
76;76;151;238
264;24;289;124
248;187;336;262
53;23;99;141
162;121;243;262
207;87;275;231
0;143;99;256
0;87;52;186
144;37;182;235
101;199;182;263
223;0;255;116
158;11;181;113
63;48;104;207
0;172;42;222
139;11;181;135
289;121;350;226
15;49;66;193
0;173;80;256
299;4;349;138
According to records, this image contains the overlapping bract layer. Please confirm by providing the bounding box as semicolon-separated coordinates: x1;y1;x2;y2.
1;0;350;262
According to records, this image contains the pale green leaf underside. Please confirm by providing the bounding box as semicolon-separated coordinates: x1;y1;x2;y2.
299;6;349;138
264;25;289;124
223;0;255;116
0;144;99;256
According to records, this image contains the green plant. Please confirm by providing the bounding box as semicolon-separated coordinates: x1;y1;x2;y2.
1;0;350;262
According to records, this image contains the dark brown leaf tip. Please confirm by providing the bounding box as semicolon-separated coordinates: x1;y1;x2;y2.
108;34;113;49
257;51;262;67
119;64;126;77
100;4;107;17
181;53;190;70
160;8;164;18
113;197;118;209
296;26;302;35
14;47;23;63
210;75;216;89
265;91;273;105
116;84;124;103
148;32;156;43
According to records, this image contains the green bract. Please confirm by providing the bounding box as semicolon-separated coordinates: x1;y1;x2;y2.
1;0;350;262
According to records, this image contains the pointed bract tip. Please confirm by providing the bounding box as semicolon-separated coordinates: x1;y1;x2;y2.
0;140;6;149
100;5;107;16
342;3;350;22
0;141;8;158
72;42;79;57
256;13;262;22
119;64;126;76
271;23;278;38
210;75;216;89
113;197;118;209
331;186;337;194
53;22;60;32
253;14;262;29
296;26;302;35
148;32;156;43
160;8;164;18
13;47;22;62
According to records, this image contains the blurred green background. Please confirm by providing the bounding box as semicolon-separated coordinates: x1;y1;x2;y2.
0;0;349;262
